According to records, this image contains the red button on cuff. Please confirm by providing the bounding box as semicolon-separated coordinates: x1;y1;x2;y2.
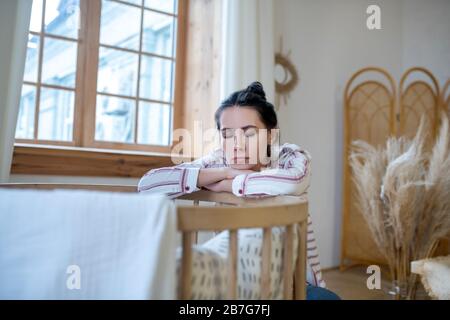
185;186;190;191
238;189;243;194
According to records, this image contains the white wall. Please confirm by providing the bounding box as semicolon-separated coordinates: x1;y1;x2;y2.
402;0;450;85
274;0;449;268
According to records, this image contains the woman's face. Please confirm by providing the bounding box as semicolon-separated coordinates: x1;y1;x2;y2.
219;106;270;170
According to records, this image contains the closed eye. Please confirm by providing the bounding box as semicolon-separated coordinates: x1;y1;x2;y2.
221;128;234;139
244;127;257;137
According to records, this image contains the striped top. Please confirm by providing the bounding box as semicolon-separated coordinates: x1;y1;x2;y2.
137;143;325;288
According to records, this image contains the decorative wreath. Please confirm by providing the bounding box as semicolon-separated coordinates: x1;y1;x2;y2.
275;52;299;95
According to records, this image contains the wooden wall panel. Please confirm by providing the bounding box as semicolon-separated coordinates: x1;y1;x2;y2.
181;0;222;159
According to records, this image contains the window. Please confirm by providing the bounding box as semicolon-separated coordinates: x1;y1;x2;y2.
16;0;185;153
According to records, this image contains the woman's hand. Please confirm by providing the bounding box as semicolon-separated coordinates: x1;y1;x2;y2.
203;179;233;193
203;167;256;193
203;168;255;193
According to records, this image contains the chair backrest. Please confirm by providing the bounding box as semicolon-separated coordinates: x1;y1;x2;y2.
177;191;308;300
0;183;308;300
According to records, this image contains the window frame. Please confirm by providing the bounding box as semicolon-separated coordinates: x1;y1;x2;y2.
15;0;188;154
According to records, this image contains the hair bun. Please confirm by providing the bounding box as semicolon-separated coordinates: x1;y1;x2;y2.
245;81;266;101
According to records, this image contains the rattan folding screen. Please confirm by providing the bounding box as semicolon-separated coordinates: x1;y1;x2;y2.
442;79;450;116
340;67;448;270
399;67;441;143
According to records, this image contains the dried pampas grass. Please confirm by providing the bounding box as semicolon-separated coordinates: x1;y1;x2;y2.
350;111;450;299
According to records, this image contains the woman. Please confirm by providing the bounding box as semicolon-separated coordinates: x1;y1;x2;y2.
138;82;339;300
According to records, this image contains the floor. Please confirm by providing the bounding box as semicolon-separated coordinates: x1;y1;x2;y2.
322;266;432;300
322;266;392;300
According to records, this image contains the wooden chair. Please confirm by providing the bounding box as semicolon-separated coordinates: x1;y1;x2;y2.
0;183;309;300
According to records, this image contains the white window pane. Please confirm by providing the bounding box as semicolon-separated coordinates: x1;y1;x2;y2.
121;0;142;5
100;0;141;50
97;47;139;97
23;34;40;83
16;85;37;139
144;0;177;14
140;56;173;102
45;0;80;39
142;10;176;57
38;88;74;141
95;95;136;143
30;0;43;32
138;102;171;145
41;38;78;88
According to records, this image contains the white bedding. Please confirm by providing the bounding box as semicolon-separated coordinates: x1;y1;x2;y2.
0;189;177;299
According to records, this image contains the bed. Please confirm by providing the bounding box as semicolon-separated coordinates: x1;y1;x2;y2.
0;183;308;300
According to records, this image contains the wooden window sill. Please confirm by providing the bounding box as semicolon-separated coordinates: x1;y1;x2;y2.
11;143;188;178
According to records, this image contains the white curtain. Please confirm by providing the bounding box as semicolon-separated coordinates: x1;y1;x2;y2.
220;0;275;102
0;0;32;182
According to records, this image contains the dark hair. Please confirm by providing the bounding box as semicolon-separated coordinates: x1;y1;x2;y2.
214;81;278;130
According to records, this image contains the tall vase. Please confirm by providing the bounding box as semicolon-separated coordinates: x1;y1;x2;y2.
384;277;429;300
384;279;408;300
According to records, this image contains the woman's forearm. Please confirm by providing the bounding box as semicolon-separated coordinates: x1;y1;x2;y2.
197;167;257;188
196;168;228;188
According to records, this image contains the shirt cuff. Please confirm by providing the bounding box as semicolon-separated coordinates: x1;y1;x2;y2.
183;167;201;193
232;174;248;197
